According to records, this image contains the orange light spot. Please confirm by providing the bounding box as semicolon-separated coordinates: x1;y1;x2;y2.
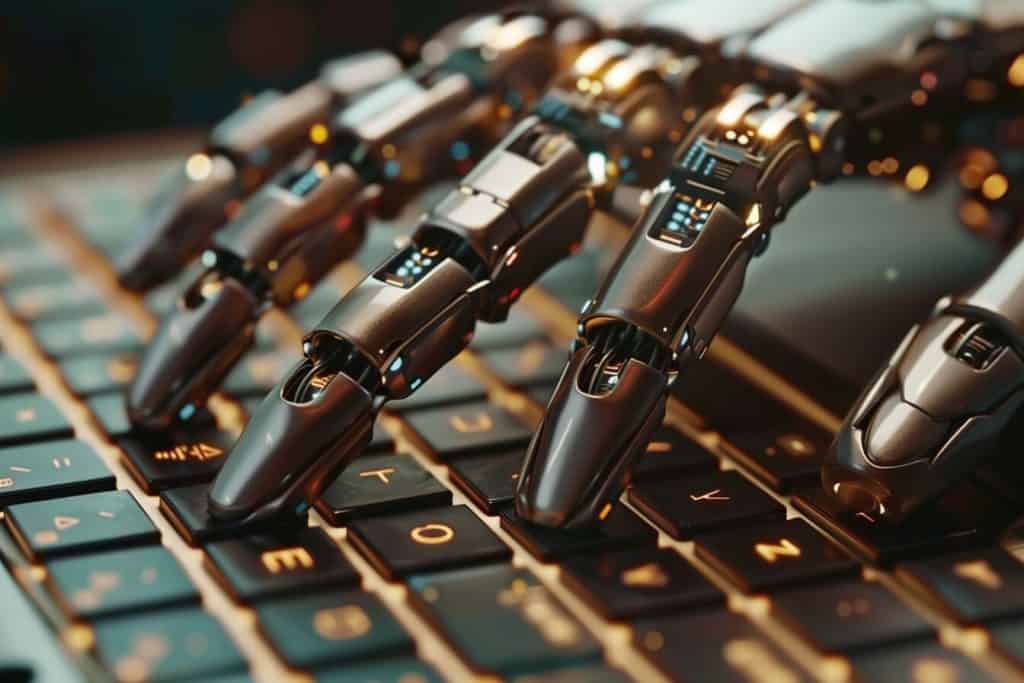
904;165;930;192
982;173;1009;201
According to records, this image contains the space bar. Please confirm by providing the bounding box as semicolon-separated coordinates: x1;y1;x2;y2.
0;562;84;683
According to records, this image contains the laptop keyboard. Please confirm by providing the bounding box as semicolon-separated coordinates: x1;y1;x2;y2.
2;149;1024;683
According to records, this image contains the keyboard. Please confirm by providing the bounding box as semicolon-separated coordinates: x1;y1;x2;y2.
2;137;1024;683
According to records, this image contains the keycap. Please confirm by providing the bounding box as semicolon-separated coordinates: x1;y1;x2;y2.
403;402;532;459
479;342;567;388
368;422;395;452
32;312;140;358
48;545;199;620
538;246;607;312
0;354;33;395
316;657;442;683
0;393;73;446
673;359;835;491
448;448;524;513
629;470;784;540
508;666;634;683
0;245;62;287
118;425;237;493
256;589;413;670
205;527;359;603
771;578;933;653
850;640;999;683
86;392;133;438
560;547;722;620
390;362;488;412
348;505;510;580
59;350;140;396
793;484;1004;565
500;503;656;561
990;618;1024;667
6;489;159;560
0;439;114;506
694;519;858;593
316;453;451;525
160;483;304;546
897;547;1024;624
0;549;84;683
630;426;717;480
409;564;601;675
94;607;248;682
470;310;549;350
635;607;812;682
6;277;106;322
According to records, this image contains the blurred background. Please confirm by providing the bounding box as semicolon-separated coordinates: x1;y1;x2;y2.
0;0;510;151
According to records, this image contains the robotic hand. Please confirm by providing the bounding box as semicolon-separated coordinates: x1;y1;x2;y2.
116;51;401;291
204;22;723;524
517;0;1024;529
200;0;823;526
125;8;585;430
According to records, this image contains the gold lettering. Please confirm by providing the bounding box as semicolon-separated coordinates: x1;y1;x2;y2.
754;538;802;563
54;516;80;531
646;441;672;454
0;477;13;489
52;457;72;469
621;563;669;588
911;657;959;683
449;412;493;434
359;467;396;485
260;547;315;574
15;408;36;423
776;434;816;457
689;489;730;502
410;523;455;545
153;442;223;462
953;560;1003;590
723;638;801;683
313;605;372;640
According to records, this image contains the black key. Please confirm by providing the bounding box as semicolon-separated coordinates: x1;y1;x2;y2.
48;545;199;620
897;547;1024;624
160;483;304;546
316;657;442;683
316;453;450;525
479;342;567;388
630;426;717;480
205;527;359;603
0;393;73;446
990;619;1024;667
390;362;488;412
448;448;524;514
59;350;140;396
771;578;933;653
409;564;601;675
694;519;858;593
560;547;721;620
403;402;532;459
500;503;656;561
222;349;299;398
527;384;556;407
793;484;1005;565
256;589;413;670
508;666;634;683
629;471;784;540
538;245;607;312
94;607;248;682
470;310;548;351
6;489;159;560
850;640;999;683
348;505;510;580
0;245;61;287
0;439;114;505
6;277;106;322
636;607;812;682
32;312;140;358
0;354;33;395
674;359;834;491
118;425;236;493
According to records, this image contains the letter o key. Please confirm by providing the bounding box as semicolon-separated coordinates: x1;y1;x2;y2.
410;523;455;545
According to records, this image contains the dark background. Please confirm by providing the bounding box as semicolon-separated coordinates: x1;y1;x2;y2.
0;1;510;152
